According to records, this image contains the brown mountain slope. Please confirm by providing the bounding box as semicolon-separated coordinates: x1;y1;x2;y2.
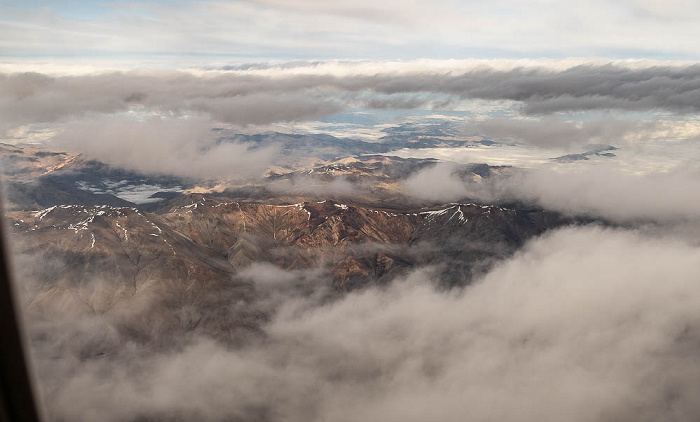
9;197;565;289
7;196;569;349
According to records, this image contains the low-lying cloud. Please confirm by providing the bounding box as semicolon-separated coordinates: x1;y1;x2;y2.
406;162;700;223
53;117;278;179
498;166;700;222
471;116;660;149
20;226;700;421
403;162;471;201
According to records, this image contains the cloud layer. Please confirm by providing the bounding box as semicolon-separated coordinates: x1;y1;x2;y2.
4;62;700;134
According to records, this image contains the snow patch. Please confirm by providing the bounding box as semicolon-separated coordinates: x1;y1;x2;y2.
33;206;57;220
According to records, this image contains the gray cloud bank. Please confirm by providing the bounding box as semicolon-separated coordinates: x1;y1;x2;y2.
21;226;700;421
4;63;700;132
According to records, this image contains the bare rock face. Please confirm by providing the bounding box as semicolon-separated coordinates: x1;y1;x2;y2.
9;197;565;290
7;195;568;356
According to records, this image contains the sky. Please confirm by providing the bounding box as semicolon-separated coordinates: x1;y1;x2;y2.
3;0;700;64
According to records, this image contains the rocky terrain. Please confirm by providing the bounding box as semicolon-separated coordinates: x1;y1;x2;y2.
1;140;573;378
0;142;515;211
0;135;618;422
7;193;565;344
